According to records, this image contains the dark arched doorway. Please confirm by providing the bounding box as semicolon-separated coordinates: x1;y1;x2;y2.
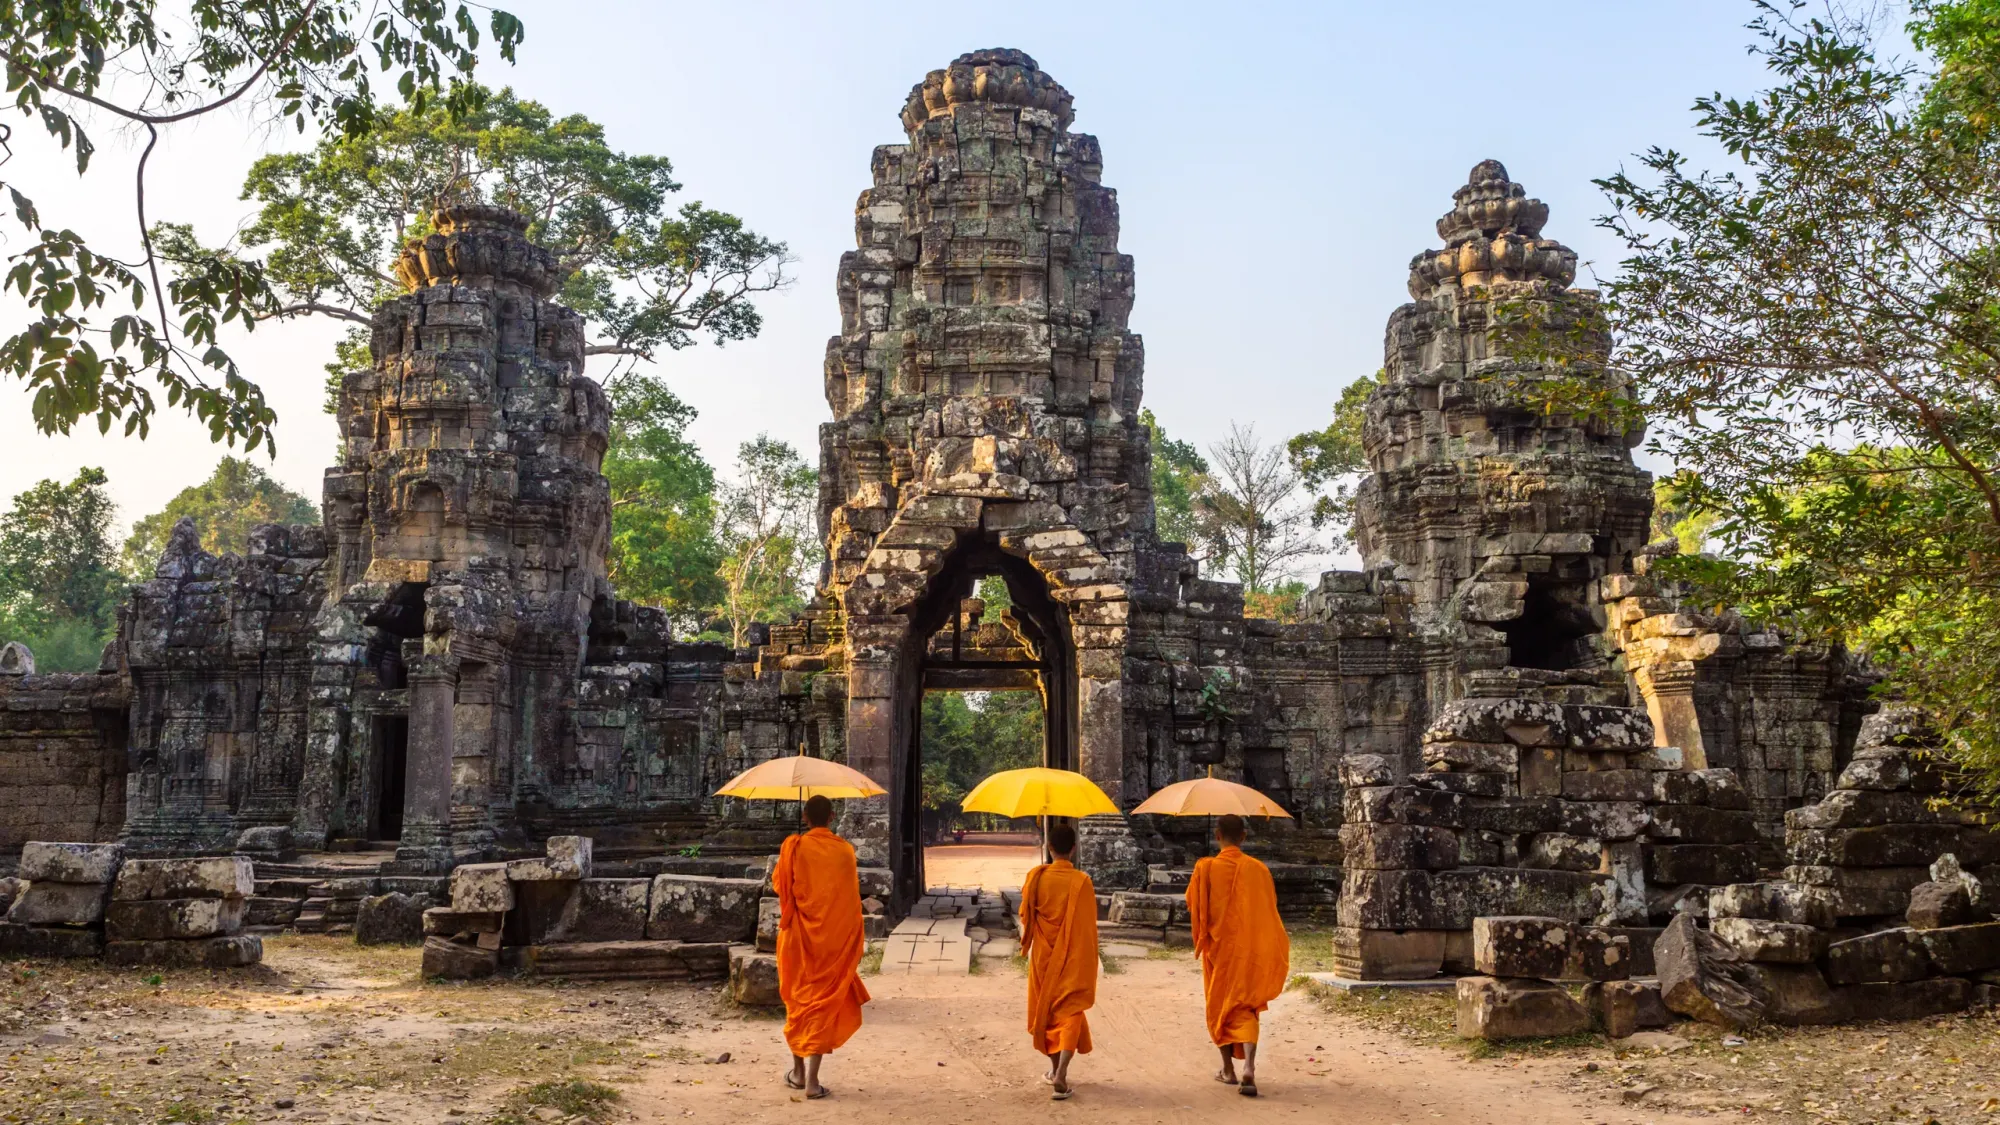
889;536;1077;904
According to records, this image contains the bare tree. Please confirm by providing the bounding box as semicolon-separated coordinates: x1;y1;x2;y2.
716;436;819;648
1194;424;1319;592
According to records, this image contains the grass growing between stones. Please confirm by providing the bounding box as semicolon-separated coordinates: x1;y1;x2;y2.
1098;948;1125;974
488;1078;620;1125
858;945;884;976
1285;927;1345;976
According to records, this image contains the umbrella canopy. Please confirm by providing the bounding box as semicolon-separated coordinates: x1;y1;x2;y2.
715;754;887;800
1130;775;1293;819
960;767;1119;819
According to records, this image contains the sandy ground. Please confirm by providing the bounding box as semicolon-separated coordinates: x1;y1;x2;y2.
920;843;1039;892
8;934;1996;1125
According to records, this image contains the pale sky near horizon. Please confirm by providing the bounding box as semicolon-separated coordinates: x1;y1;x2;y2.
0;1;1811;574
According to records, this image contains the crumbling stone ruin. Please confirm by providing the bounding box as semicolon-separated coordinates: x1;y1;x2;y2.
1;48;1990;1014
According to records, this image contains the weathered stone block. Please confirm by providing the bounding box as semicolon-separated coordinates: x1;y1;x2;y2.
1916;921;2000;974
422;907;503;937
1342;785;1464;828
505;880;582;946
1832;978;1971;1021
646;875;762;943
1786;789;1931;830
1788;825;1961;868
1651;768;1751;810
1824;928;1933;985
1472;916;1571;979
1583;979;1669;1038
728;945;782;1007
19;841;123;884
1708;882;1837;929
7;881;110;925
545;835;593;877
422;936;497;980
103;935;261;968
112;857;253;901
1108;891;1179;926
1454;976;1590;1040
234;826;295;857
1568;928;1633;981
1338;823;1460;871
1759;965;1846;1026
106;897;245;941
1328;926;1445;980
1338;754;1397;788
1711;917;1821;964
757;895;780;953
1556;801;1648;841
450;863;514;913
1656;914;1769;1028
1522;833;1600;873
1644;844;1758;887
1784;864;1931;917
244;896;301;927
1836;756;1911;790
1648;805;1761;845
354;892;429;945
1906;880;1980;930
0;921;103;958
566;879;650;943
1434;867;1611;928
1561;769;1651;802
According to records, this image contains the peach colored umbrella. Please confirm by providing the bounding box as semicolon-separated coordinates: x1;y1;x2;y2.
715;754;886;801
1131;771;1292;818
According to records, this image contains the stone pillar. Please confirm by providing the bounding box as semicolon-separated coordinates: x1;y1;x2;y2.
841;654;896;869
395;652;459;873
1635;662;1708;770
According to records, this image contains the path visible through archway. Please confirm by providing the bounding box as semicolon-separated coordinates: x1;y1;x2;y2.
922;832;1040;892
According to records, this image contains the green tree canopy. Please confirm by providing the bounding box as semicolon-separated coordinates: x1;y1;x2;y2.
158;83;791;396
1287;371;1378;551
713;436;819;648
919;691;1044;816
1;1;522;453
0;468;126;671
1516;1;2000;795
122;457;318;576
1141;408;1209;548
602;374;725;630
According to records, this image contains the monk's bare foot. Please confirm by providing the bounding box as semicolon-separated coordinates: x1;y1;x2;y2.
1215;1067;1239;1085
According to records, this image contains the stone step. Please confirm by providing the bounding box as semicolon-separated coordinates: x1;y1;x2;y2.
511;940;732;981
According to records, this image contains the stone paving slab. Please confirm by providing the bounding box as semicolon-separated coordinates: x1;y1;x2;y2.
878;916;971;974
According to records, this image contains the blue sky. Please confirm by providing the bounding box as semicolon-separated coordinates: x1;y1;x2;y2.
1;0;1802;571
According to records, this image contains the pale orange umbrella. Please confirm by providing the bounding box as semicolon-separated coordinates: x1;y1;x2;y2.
1131;768;1292;819
715;752;886;801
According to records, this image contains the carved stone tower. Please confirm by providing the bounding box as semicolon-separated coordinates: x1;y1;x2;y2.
1354;161;1654;709
815;49;1162;893
300;205;612;871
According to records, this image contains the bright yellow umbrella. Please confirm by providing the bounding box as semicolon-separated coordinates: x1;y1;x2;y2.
1130;770;1293;819
960;767;1119;819
715;753;887;801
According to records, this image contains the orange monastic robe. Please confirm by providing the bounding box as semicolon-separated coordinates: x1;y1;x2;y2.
1018;858;1099;1056
1186;846;1290;1056
774;827;871;1056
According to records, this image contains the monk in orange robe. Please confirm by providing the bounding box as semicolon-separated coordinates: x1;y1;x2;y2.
774;794;871;1099
1017;819;1099;1101
1185;813;1290;1097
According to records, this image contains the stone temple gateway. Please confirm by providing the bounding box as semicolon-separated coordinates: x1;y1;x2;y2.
0;51;1913;969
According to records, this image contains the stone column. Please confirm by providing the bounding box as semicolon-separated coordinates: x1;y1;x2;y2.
1635;662;1708;770
395;652;459;873
840;653;897;869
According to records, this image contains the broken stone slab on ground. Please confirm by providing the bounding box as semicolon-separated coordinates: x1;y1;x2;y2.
1455;975;1590;1039
1329;927;1447;980
422;936;498;980
728;944;781;1007
1824;928;1934;985
565;879;650;943
0;921;104;958
1831;977;1971;1020
1583;979;1670;1038
354;892;430;945
1710;917;1823;964
103;934;261;969
1655;913;1770;1028
513;940;732;982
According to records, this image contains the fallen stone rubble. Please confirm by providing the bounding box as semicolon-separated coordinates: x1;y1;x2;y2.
0;842;263;967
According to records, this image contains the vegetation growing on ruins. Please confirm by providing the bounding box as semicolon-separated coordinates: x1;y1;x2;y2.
1287;371;1378;552
602;375;727;632
0;0;523;453
1508;0;2000;794
711;436;820;648
1191;423;1319;594
120;457;318;578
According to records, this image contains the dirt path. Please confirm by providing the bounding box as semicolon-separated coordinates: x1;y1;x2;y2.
626;956;1706;1124
921;844;1039;892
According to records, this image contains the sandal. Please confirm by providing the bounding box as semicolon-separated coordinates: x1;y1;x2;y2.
783;1072;804;1090
1051;1084;1072;1101
807;1086;831;1100
1239;1081;1259;1097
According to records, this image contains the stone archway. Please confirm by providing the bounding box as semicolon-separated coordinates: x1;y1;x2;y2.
885;535;1078;904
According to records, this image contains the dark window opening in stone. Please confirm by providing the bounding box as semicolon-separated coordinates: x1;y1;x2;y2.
1498;575;1599;671
371;716;409;841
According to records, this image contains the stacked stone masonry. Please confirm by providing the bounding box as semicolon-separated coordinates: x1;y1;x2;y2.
2;48;1989;1007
